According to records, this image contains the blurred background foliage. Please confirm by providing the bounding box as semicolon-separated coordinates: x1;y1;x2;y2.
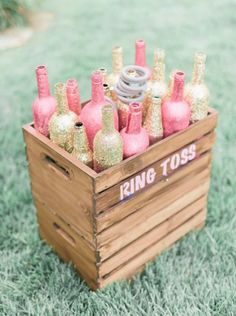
0;0;37;31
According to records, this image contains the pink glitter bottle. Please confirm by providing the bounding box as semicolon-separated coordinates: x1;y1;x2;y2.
32;65;56;136
135;39;151;79
66;79;81;116
162;71;190;137
120;102;149;159
80;71;119;149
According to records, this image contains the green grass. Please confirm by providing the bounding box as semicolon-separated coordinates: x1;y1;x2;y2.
0;0;236;315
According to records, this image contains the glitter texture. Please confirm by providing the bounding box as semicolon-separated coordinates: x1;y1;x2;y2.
120;102;149;158
168;69;181;97
151;49;168;99
66;79;81;115
72;122;93;168
184;52;209;121
117;99;129;130
162;72;190;137
142;88;152;121
32;65;56;136
144;96;163;144
49;82;77;152
93;105;123;172
107;46;123;101
80;71;119;150
135;39;151;79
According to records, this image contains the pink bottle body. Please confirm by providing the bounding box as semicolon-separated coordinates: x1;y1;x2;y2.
32;65;56;136
66;78;81;116
162;71;190;137
120;102;149;159
80;71;119;149
135;39;151;79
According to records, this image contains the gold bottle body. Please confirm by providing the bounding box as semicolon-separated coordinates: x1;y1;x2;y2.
49;83;77;153
72;123;93;167
49;110;77;153
144;96;163;144
185;82;209;121
184;52;209;121
143;49;167;120
93;105;123;172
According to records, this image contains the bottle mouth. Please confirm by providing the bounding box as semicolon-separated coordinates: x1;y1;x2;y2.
155;48;165;61
130;102;142;113
36;65;47;74
195;51;206;63
113;46;122;53
103;83;109;90
75;122;83;128
174;71;185;81
136;39;145;48
66;78;78;93
54;82;65;95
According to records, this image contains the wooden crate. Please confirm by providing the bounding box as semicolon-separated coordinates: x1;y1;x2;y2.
22;108;218;290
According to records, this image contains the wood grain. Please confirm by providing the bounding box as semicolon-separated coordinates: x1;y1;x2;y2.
37;205;98;290
95;132;215;212
97;175;210;260
98;209;206;288
23;127;96;245
94;108;218;193
98;195;207;276
96;152;211;232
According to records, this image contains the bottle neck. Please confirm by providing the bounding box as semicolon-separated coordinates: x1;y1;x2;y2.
66;80;80;109
192;52;206;85
126;103;142;134
36;66;50;98
102;105;115;133
135;40;146;67
171;73;185;102
112;46;123;75
55;83;69;114
152;49;165;82
152;96;162;110
192;62;205;84
74;124;89;151
91;72;105;104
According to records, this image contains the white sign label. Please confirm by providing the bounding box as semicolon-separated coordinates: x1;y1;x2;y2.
119;143;196;201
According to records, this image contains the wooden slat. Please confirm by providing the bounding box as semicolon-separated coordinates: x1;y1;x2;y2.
95;132;215;212
37;210;98;290
98;195;207;276
23;127;95;244
22;123;97;178
96;152;211;232
35;199;96;263
97;175;210;260
94;108;218;193
98;209;206;288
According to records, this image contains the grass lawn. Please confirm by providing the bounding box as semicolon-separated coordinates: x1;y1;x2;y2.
0;0;236;315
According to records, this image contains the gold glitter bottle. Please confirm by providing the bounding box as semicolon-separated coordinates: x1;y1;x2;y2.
185;52;209;122
151;49;168;99
93;104;123;172
72;122;93;168
103;83;113;99
144;95;163;144
107;46;123;100
49;83;77;152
